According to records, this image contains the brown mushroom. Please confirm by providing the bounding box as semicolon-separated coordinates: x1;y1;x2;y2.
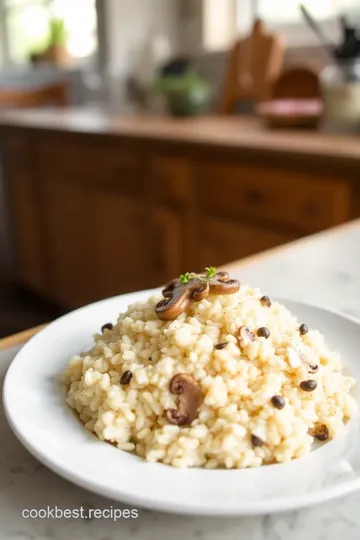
156;271;240;321
239;325;256;346
209;271;240;295
287;346;318;373
156;279;209;321
166;373;203;426
313;424;329;441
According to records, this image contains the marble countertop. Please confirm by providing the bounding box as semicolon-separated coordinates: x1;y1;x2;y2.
2;220;360;540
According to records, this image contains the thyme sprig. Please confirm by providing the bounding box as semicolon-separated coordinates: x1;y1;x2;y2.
179;266;216;285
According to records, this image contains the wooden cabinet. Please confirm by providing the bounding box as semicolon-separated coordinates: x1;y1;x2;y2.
39;177;170;307
151;207;184;285
11;169;44;291
196;216;295;269
40;140;145;198
2;123;356;309
7;137;44;292
151;156;191;207
195;162;351;233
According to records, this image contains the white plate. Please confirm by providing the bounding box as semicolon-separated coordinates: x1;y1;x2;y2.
3;290;360;516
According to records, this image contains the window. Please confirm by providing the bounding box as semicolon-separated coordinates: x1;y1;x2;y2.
255;0;359;25
203;0;360;51
203;0;239;51
0;0;97;65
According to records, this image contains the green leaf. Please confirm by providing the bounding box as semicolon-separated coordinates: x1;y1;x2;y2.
179;267;216;285
179;272;192;284
153;71;211;95
48;17;67;47
205;266;216;279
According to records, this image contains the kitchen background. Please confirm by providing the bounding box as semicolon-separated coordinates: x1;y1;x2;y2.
1;0;360;337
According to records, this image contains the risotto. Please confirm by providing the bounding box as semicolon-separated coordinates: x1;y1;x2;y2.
62;270;357;469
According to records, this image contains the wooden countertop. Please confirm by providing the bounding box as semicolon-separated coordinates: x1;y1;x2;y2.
2;218;360;351
1;108;360;164
0;324;46;351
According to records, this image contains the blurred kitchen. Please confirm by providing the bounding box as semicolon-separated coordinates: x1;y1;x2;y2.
1;0;360;337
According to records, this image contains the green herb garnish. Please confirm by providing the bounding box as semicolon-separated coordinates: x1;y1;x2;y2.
205;266;216;279
179;272;192;284
179;267;217;285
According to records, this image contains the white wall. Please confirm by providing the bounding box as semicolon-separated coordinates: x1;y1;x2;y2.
104;0;179;106
102;0;330;111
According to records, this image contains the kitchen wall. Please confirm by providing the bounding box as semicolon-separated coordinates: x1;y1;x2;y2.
176;0;329;104
194;46;329;107
102;0;330;109
104;0;179;108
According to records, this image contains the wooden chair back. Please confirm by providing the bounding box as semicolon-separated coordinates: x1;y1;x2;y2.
0;81;68;110
218;20;285;114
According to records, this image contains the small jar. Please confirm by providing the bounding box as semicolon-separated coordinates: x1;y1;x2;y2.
321;59;360;130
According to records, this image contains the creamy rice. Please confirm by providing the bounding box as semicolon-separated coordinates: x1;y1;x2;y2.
62;285;357;469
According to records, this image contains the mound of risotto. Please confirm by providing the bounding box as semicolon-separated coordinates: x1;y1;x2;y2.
62;269;357;469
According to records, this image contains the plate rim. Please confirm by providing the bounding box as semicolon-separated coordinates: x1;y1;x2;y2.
3;292;360;516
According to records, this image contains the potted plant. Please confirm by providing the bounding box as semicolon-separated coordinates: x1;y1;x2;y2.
27;35;51;66
46;17;68;65
154;69;212;117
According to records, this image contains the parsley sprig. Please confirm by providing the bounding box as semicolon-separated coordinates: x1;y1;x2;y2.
179;272;192;285
205;266;216;278
179;266;216;285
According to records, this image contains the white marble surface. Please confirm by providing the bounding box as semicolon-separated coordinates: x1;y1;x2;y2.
2;221;360;540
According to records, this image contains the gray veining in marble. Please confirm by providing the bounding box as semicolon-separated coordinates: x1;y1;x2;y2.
2;223;360;540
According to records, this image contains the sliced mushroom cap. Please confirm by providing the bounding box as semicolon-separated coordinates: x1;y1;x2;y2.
313;423;329;441
287;346;318;373
162;279;179;298
166;373;203;426
209;271;240;295
156;279;209;321
156;271;240;320
238;325;256;346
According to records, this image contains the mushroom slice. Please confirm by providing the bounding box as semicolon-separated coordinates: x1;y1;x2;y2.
156;271;240;320
162;279;179;298
166;373;203;426
156;279;209;321
287;346;318;373
238;325;256;346
313;424;329;441
209;271;240;294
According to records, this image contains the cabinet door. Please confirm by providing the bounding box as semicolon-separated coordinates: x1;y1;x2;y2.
151;207;184;285
11;169;44;290
41;178;161;307
7;136;45;292
197;216;295;269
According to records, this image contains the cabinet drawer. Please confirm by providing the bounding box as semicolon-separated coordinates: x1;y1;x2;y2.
197;216;295;268
39;140;144;195
195;163;350;232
